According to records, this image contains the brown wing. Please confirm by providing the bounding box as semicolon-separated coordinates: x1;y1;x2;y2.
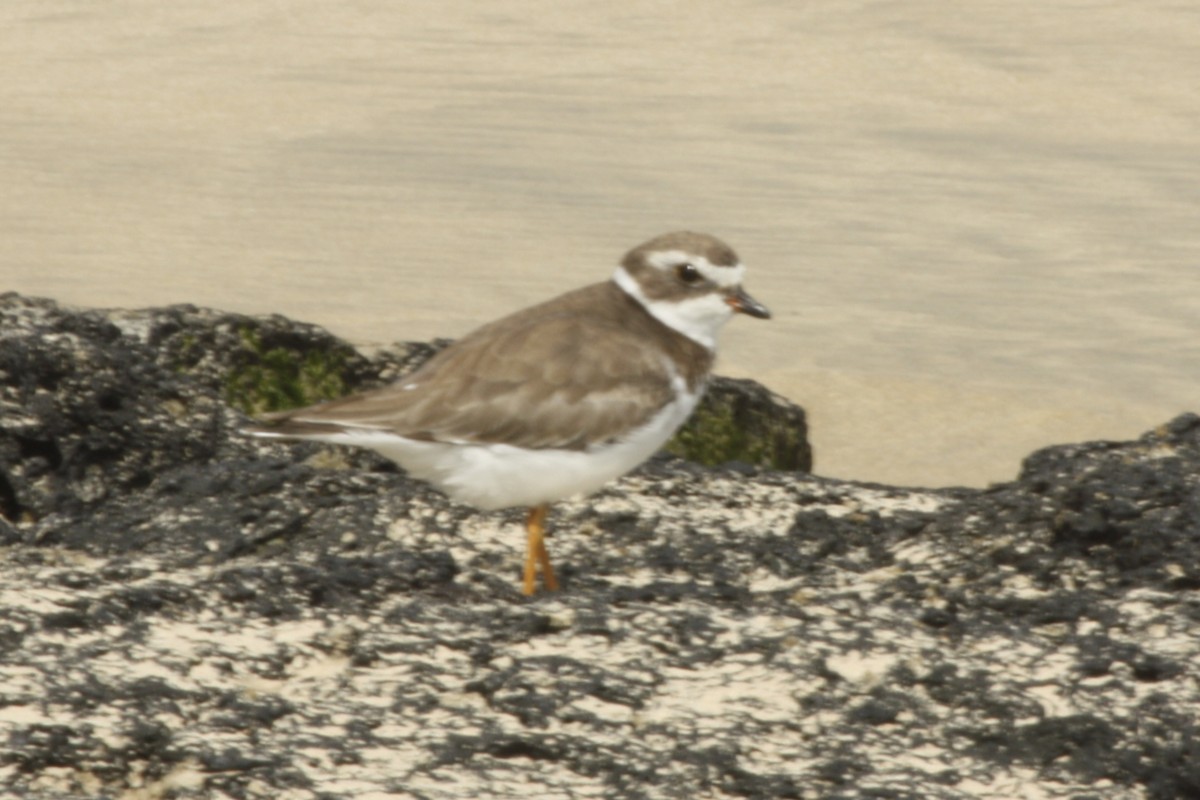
256;287;682;450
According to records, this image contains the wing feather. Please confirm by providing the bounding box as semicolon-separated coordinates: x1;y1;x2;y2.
257;288;687;450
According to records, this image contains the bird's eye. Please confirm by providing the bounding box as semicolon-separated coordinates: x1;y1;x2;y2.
676;263;701;283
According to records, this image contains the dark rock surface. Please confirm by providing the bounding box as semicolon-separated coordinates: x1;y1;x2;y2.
1;292;1198;800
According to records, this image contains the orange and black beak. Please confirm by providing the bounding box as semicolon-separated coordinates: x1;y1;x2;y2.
726;287;771;319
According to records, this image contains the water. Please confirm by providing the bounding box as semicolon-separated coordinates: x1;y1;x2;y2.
3;0;1198;487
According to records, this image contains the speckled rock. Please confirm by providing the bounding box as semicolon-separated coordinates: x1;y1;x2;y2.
1;293;1198;800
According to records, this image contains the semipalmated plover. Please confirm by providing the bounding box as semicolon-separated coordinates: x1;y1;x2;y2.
246;231;770;594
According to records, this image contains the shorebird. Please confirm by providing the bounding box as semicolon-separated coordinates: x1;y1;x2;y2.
246;231;770;594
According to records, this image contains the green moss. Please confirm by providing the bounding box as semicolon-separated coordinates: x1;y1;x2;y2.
666;403;770;468
224;327;351;415
664;380;812;472
170;333;199;371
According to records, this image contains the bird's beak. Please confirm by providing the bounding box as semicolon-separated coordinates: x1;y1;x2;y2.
726;287;771;319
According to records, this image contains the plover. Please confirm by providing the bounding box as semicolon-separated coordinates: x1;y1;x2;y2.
246;231;770;594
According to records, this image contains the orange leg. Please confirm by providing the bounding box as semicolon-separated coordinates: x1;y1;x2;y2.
522;503;559;595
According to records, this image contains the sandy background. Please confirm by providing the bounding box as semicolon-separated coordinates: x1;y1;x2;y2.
3;1;1198;487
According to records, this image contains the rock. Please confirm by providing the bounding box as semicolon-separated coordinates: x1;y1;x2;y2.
1;292;1198;800
665;375;812;471
0;295;246;530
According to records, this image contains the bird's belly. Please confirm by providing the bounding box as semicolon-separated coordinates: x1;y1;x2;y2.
370;390;700;510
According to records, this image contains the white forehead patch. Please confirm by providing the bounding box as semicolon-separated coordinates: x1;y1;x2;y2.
645;250;746;289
